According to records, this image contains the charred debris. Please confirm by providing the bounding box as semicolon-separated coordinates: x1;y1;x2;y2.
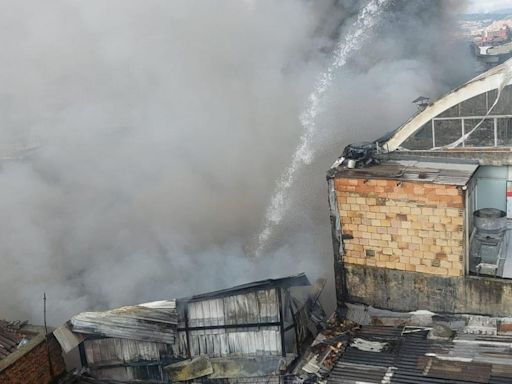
52;273;349;384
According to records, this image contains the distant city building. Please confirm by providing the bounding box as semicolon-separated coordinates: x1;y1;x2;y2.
481;23;511;45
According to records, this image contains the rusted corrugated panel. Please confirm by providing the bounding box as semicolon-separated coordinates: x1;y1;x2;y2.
328;326;512;384
418;356;492;383
84;338;171;367
0;320;24;361
71;300;177;344
329;362;389;383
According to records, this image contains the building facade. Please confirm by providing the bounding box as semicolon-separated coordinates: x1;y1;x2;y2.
328;58;512;317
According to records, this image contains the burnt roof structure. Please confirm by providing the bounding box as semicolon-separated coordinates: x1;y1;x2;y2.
69;300;178;344
0;320;26;361
331;159;479;186
328;325;512;384
55;273;322;383
170;273;320;383
180;273;310;303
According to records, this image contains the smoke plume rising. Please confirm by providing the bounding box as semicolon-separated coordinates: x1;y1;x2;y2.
0;0;477;324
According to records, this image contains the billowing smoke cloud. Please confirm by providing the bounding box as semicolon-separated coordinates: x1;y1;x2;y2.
0;0;476;324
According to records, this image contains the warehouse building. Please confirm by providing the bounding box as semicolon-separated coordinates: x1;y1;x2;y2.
328;58;512;316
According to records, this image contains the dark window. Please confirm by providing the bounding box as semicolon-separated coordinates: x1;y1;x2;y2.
497;118;512;145
401;122;433;150
464;118;495;147
433;119;462;147
492;85;512;115
460;93;488;116
438;104;460;118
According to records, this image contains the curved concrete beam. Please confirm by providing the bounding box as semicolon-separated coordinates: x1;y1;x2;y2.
384;59;512;152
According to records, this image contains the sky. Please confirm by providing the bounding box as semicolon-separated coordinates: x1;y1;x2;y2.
468;0;512;13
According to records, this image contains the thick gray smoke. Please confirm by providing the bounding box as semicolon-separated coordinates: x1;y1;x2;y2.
0;0;476;325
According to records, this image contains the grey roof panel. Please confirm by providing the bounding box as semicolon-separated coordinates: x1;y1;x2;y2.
70;300;177;344
180;273;310;303
334;160;479;186
327;326;512;384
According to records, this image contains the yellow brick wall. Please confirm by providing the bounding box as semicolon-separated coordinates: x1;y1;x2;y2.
335;177;465;277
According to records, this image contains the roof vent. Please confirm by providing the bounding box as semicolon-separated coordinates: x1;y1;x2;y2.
412;96;430;110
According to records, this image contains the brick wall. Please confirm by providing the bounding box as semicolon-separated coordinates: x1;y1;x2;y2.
0;334;66;384
335;177;465;277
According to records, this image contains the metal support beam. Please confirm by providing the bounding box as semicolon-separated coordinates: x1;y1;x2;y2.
277;288;286;357
177;321;282;332
184;306;191;358
287;290;301;354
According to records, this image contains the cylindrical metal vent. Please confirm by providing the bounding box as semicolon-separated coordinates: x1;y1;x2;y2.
473;208;507;234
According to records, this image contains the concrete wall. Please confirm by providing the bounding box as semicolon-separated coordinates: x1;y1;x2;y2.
343;263;512;316
335;177;465;277
0;333;66;384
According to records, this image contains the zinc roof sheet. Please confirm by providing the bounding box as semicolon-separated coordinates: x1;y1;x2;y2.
328;326;512;384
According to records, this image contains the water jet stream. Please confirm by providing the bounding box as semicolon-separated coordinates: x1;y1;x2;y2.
255;0;390;257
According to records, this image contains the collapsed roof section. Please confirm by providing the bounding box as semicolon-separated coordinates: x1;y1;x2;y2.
69;300;178;344
328;325;512;384
0;320;28;361
55;273;325;383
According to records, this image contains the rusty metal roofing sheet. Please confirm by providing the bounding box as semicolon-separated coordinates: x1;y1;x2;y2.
334;160;479;186
328;326;512;384
0;320;24;361
70;300;177;344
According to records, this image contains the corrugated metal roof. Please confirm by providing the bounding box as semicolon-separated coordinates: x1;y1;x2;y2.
187;289;279;327
181;327;282;357
0;320;25;361
328;326;512;384
83;337;172;367
70;300;177;344
59;274;317;384
176;275;314;360
334;160;479;186
181;273;310;303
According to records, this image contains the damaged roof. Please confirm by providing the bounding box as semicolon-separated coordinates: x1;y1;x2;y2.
68;299;177;344
180;273;310;303
333;159;479;186
0;320;25;361
328;325;512;384
56;274;319;384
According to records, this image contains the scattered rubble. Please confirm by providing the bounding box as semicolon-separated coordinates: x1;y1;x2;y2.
55;273;326;383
